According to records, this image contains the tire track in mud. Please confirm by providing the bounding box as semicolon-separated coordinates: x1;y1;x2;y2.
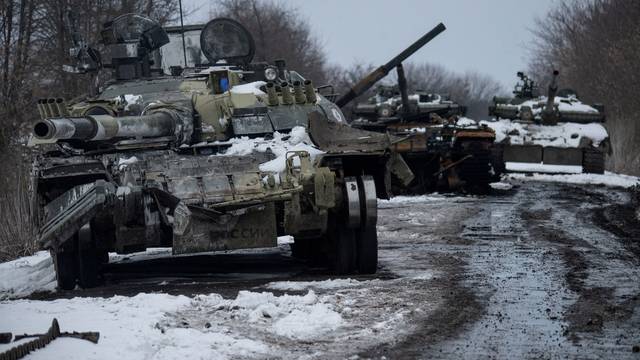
593;203;640;259
359;200;485;358
359;255;484;359
523;185;640;350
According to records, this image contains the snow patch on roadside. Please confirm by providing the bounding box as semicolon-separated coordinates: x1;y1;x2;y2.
506;162;582;174
490;182;514;191
266;278;365;291
379;194;475;207
0;251;55;299
228;290;343;340
0;289;344;358
507;171;639;188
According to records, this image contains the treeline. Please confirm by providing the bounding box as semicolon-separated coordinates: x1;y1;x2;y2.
529;0;640;175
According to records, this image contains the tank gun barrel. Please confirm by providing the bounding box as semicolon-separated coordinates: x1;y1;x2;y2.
33;112;181;142
546;70;559;109
335;22;446;108
542;70;560;125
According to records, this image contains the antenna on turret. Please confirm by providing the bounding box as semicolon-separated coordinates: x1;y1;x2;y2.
178;0;188;67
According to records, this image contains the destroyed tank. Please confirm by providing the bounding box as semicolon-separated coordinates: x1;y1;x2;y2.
487;70;609;173
30;14;390;289
351;85;466;128
341;25;501;193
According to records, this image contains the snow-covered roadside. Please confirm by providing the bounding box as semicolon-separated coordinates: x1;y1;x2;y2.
506;162;582;174
0;251;55;299
506;171;639;189
0;278;418;359
0;292;274;360
379;194;474;208
266;278;368;291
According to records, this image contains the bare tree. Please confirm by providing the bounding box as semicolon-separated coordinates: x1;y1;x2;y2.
212;0;327;84
0;0;179;259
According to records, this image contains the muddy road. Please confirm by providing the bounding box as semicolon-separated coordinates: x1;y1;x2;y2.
25;180;640;359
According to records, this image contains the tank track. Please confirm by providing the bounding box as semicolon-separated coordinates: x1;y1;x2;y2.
459;150;492;192
583;148;605;174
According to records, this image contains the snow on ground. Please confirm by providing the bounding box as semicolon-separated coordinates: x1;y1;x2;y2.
490;181;514;191
379;194;474;207
507;171;639;188
0;281;414;359
0;251;55;300
0;292;276;360
266;278;367;291
481;119;608;147
506;162;583;174
218;126;324;174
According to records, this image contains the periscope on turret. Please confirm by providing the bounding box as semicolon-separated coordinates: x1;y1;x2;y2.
30;14;391;290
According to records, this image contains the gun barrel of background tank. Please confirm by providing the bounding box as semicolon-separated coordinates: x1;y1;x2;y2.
545;70;560;112
33;112;176;141
335;22;446;108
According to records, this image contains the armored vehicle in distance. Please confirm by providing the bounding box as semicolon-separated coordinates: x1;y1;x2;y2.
351;85;466;127
30;14;386;289
341;28;501;194
487;70;609;174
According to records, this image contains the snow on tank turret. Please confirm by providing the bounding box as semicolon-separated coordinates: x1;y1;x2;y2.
485;70;609;174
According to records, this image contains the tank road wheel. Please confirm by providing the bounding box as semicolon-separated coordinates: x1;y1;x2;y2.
328;177;362;274
52;248;77;291
583;148;605;174
355;176;378;274
331;216;357;274
76;224;103;288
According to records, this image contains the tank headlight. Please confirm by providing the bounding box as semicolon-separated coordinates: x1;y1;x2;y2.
264;67;278;81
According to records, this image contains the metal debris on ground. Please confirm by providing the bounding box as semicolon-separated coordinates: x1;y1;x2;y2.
0;318;100;360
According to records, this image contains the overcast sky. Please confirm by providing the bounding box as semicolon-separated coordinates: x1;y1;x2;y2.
180;0;556;88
